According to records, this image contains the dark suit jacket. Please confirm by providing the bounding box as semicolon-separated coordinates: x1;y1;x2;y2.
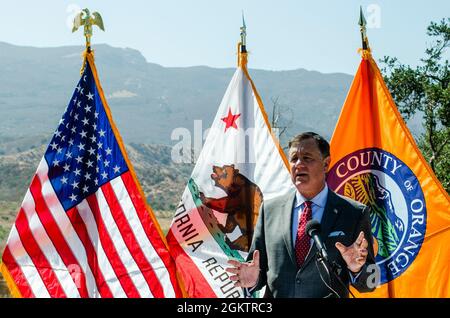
248;189;378;298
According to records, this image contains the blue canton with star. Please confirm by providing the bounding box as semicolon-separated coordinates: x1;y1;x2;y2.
44;62;128;211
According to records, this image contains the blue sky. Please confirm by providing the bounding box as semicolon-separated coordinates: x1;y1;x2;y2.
1;0;448;74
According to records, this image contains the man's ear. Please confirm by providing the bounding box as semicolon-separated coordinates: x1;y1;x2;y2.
323;156;331;172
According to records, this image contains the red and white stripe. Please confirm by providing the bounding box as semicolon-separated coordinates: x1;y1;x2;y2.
2;158;181;298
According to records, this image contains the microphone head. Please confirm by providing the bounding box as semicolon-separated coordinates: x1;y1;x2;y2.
306;219;321;238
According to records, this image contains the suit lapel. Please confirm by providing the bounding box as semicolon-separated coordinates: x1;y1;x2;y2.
320;191;341;241
282;190;297;267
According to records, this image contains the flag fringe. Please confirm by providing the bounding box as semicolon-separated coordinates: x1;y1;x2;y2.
357;48;372;60
0;262;22;298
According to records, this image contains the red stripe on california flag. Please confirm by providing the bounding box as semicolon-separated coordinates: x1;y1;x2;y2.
29;175;89;298
86;194;140;298
2;246;35;298
66;207;113;298
100;181;164;297
14;207;66;297
121;172;182;297
166;229;217;298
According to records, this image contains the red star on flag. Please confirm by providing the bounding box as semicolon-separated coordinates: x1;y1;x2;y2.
221;108;241;132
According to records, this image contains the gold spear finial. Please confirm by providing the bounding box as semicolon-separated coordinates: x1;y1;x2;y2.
72;8;105;51
240;11;247;53
359;6;369;50
238;12;248;67
358;6;372;59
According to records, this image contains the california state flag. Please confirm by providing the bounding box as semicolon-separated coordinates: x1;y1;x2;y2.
166;48;294;298
327;48;450;297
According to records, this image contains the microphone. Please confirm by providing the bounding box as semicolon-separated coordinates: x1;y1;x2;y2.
306;220;328;261
306;220;355;298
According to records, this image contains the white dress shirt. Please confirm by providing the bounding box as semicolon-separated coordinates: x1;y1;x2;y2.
291;184;328;246
291;184;361;283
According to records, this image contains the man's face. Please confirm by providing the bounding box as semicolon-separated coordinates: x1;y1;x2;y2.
288;138;330;199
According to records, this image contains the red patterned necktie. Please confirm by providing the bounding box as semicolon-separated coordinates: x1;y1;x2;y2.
295;201;313;268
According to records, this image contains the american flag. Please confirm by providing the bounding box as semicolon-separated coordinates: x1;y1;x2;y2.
0;55;182;298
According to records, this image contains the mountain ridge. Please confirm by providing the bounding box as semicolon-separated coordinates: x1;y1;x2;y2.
0;41;359;150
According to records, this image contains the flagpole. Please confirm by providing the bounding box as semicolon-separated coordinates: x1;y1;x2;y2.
356;7;399;299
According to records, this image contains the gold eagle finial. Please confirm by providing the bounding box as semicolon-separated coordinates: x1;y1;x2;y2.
72;8;105;50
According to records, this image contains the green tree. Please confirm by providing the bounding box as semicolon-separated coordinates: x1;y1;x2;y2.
381;18;450;193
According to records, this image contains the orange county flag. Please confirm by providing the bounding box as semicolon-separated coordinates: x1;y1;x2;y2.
327;49;450;297
0;50;182;298
166;47;294;298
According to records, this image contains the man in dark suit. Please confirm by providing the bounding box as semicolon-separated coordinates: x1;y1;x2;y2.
227;132;379;298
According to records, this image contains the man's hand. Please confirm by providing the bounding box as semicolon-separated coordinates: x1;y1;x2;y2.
226;250;260;288
335;231;368;273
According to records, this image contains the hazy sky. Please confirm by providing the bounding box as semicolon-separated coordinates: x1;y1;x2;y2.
1;0;448;74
